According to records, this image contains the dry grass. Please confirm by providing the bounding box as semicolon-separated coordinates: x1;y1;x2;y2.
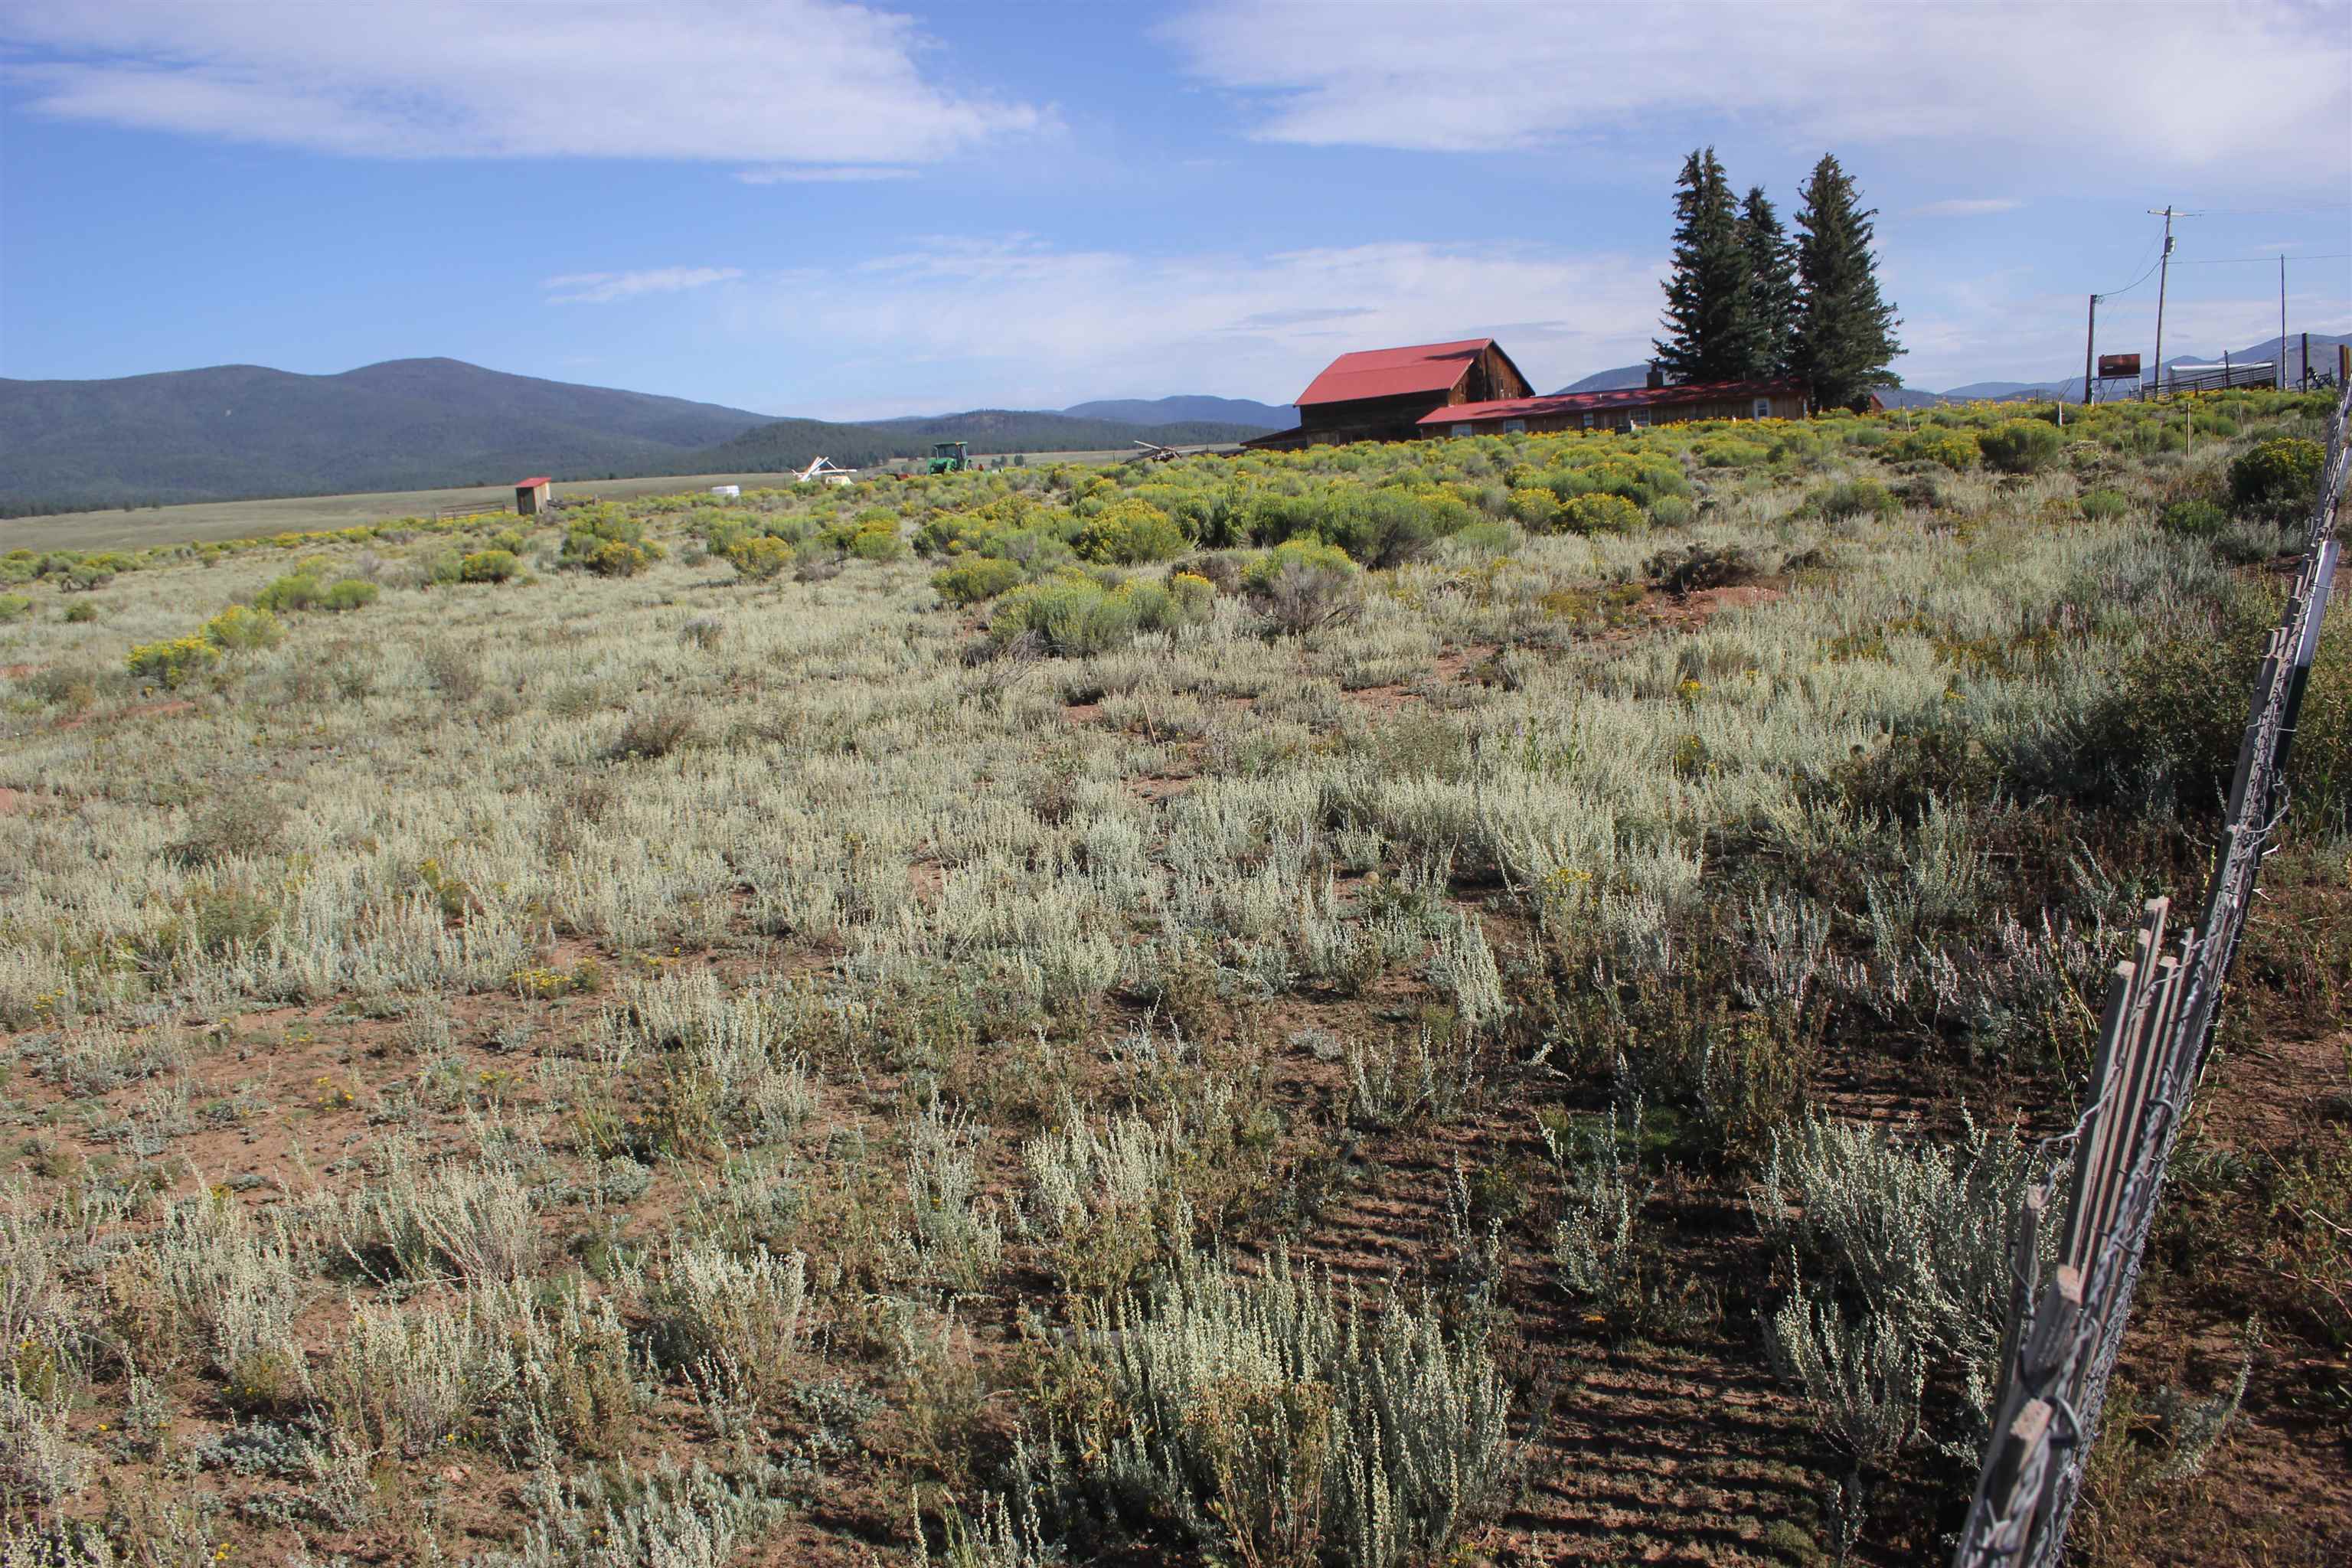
0;391;2343;1565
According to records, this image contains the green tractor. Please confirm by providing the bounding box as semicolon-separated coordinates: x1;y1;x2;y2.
926;441;972;475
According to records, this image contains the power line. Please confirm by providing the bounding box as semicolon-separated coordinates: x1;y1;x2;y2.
2171;251;2352;265
2096;240;2165;299
2168;204;2352;217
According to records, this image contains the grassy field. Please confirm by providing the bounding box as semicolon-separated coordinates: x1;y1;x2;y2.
2;449;1240;555
0;394;2344;1566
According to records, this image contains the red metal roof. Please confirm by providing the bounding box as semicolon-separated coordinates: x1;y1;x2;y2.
1417;377;1806;426
516;476;552;487
1295;338;1497;407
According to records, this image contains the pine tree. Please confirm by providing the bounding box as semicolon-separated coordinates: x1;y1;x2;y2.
1790;155;1903;412
1654;147;1759;384
1738;185;1798;378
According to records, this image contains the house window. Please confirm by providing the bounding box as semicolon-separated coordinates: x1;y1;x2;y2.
1501;419;1527;434
1581;412;1595;430
1450;424;1473;437
1753;397;1772;419
1626;409;1649;429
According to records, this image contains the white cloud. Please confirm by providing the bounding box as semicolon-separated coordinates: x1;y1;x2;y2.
545;266;743;305
1168;1;2350;180
1912;198;2021;218
2;1;1043;165
726;236;1667;410
736;165;919;184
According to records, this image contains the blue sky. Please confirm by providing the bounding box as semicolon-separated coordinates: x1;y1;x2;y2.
2;0;2348;418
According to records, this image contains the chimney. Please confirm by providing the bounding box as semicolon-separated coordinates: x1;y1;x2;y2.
1645;361;1665;390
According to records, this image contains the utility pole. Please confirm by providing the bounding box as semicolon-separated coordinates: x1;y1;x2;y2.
2148;205;2177;397
2082;293;2098;404
2279;254;2288;389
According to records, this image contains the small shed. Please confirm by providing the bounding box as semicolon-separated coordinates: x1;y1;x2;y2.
514;476;553;515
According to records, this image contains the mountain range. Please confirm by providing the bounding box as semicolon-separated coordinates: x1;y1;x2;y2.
0;360;1281;515
8;334;2338;516
1557;334;2350;407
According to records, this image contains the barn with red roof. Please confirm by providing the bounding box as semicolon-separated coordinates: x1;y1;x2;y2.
1246;338;1534;449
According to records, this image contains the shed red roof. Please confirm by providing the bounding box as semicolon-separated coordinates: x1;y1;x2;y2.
1417;377;1805;426
517;476;552;487
1295;338;1497;407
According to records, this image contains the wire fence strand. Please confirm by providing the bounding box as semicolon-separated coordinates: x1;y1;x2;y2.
1952;379;2351;1568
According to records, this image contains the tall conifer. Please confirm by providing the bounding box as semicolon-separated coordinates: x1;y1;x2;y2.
1654;147;1758;383
1790;155;1902;411
1738;185;1798;377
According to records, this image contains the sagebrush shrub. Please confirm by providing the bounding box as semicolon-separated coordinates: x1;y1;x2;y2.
1899;430;1980;471
1810;478;1896;520
851;521;903;564
1075;499;1186;565
933;557;1024;605
253;570;324;612
1754;1113;2051;1449
1763;1281;1925;1465
460;550;521;583
165;789;286;867
1645;542;1757;595
1243;540;1360;635
561;512;662;576
724;535;793;581
126;635;219;688
2078;487;2129;521
2158;498;2228;538
1979;419;2063;474
607;703;699;761
1057;1250;1509;1568
201;603;285;651
1507;487;1562;531
1557;492;1645;534
645;1241;811;1416
986;570;1210;658
2228;435;2323;513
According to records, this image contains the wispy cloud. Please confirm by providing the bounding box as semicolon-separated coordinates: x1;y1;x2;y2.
730;236;1664;408
1167;1;2350;182
1227;305;1377;330
2;1;1044;164
544;267;743;305
1912;198;2021;218
736;165;919;184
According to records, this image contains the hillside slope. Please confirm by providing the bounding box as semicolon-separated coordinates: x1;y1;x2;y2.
0;358;779;512
1060;394;1295;429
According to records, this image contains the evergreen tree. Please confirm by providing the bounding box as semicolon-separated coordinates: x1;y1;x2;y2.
1790;155;1903;411
1654;147;1759;384
1738;185;1798;377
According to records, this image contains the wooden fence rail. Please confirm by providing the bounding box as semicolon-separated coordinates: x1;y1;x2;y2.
433;499;511;524
1953;378;2350;1566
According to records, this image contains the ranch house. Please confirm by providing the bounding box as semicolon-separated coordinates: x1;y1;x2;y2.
1419;370;1810;439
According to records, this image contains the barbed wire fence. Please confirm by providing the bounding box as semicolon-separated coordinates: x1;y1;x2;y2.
1952;380;2350;1567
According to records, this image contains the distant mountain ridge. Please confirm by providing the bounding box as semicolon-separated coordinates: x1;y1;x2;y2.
1059;395;1295;430
0;358;781;514
0;360;1272;514
1549;334;2351;408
